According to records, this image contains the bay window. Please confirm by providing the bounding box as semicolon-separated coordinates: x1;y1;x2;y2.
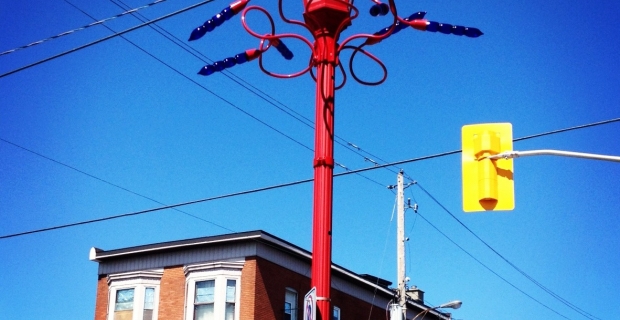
107;270;162;320
184;261;243;320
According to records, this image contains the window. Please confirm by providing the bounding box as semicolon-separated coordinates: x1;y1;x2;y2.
333;306;340;320
107;270;163;320
114;288;134;320
184;261;243;320
225;280;237;320
143;288;155;320
284;288;297;320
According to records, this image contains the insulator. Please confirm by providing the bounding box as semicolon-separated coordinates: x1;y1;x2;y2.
452;25;465;36
426;21;439;32
188;0;250;41
272;39;293;60
374;27;390;36
424;20;483;38
369;3;389;16
212;13;226;27
198;64;215;76
235;53;248;64
409;11;426;20
464;27;483;38
438;23;452;34
213;61;225;72
223;57;236;68
222;7;234;20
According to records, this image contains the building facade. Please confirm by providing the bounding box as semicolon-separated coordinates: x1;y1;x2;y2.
90;230;449;320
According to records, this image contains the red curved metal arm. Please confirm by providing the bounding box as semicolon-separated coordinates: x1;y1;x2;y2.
338;0;397;49
241;6;314;79
342;44;387;86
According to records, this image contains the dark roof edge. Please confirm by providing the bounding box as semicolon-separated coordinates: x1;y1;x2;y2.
90;230;267;261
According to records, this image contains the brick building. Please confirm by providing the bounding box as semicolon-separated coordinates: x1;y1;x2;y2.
90;230;449;320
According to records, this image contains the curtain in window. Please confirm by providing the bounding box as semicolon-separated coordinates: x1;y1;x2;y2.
225;280;236;320
115;289;135;311
114;288;134;320
143;287;155;320
195;280;215;320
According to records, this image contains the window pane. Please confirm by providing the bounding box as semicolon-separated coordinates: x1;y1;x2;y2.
142;310;153;320
115;289;134;311
142;287;155;320
114;310;133;320
285;289;297;320
225;303;235;320
144;287;155;310
195;280;215;303
194;304;214;320
226;280;236;302
333;307;340;320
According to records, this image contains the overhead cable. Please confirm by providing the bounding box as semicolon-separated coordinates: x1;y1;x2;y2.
0;0;215;79
416;183;600;320
413;209;572;320
0;0;168;57
103;0;392;185
2;117;619;239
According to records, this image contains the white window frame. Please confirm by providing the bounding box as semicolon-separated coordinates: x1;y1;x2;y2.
107;269;163;320
284;288;297;320
184;260;244;320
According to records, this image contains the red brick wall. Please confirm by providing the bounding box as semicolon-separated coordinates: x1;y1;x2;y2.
331;286;386;320
240;258;257;319
158;266;186;319
94;275;109;320
94;257;392;320
250;256;386;320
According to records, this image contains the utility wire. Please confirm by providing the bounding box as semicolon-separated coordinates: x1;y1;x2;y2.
61;0;386;188
514;117;620;143
0;0;168;57
0;138;234;233
2;117;618;239
64;0;315;154
413;208;572;320
0;0;215;79
103;0;394;185
415;182;599;320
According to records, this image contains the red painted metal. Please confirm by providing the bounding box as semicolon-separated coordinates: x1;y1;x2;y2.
303;1;350;319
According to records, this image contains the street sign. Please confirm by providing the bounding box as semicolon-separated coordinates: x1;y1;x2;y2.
303;287;317;320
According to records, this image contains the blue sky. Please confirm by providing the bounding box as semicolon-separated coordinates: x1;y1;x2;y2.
1;0;619;319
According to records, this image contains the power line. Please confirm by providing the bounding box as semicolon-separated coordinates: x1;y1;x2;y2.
0;137;234;233
60;0;386;188
2;117;618;239
412;208;572;320
102;0;396;184
0;0;215;79
415;182;599;320
514;117;620;142
0;0;169;57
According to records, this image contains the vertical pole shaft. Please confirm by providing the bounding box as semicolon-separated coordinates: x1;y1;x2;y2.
397;171;407;318
311;35;336;320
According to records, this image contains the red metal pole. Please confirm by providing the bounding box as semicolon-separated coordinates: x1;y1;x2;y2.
303;1;349;319
311;38;336;320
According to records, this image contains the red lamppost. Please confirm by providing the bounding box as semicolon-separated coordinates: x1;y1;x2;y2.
302;1;350;318
189;1;482;318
